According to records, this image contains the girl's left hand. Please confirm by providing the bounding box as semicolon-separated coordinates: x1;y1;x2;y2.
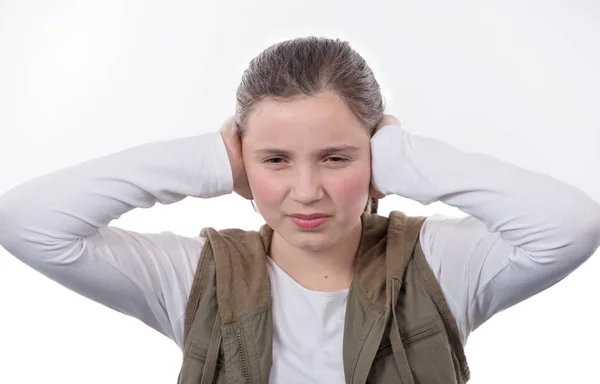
376;114;402;133
369;114;402;199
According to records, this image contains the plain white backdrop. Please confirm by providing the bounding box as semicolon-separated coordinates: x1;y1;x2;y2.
0;0;599;383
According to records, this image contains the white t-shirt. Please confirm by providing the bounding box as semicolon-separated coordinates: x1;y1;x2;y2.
268;257;348;383
0;126;598;383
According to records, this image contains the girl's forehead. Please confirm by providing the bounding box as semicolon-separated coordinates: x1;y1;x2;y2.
249;92;363;128
246;94;368;143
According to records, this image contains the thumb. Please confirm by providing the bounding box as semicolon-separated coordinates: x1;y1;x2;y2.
369;183;385;200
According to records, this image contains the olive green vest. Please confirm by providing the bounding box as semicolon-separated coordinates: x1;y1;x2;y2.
178;211;470;383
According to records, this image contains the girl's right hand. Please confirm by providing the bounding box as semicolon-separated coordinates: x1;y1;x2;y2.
219;116;253;200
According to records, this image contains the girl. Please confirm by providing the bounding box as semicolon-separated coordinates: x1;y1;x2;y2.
1;36;599;383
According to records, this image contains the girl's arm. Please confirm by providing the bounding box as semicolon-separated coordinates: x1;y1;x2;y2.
371;124;600;345
0;132;232;348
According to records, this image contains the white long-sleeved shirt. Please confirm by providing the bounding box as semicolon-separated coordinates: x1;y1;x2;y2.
0;125;599;380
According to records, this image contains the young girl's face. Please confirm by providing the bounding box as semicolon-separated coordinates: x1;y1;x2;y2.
242;90;372;252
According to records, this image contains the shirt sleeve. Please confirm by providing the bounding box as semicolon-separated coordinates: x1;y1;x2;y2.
0;131;232;349
371;124;600;345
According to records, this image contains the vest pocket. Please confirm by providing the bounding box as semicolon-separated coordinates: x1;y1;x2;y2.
374;319;441;361
190;343;207;360
370;321;457;383
373;343;393;363
403;322;459;383
179;342;226;384
188;342;224;370
402;320;440;348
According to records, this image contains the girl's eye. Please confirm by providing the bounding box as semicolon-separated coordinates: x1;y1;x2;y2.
326;156;348;163
263;156;349;164
265;157;285;164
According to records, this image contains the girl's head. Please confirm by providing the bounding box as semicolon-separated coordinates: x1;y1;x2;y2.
235;36;385;252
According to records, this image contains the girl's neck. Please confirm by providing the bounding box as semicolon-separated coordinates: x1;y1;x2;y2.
269;222;362;292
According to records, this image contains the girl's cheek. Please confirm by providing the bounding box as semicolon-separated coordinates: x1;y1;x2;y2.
333;173;369;202
248;165;370;204
250;174;284;204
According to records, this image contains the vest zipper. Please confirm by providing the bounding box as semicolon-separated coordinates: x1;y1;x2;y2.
236;328;253;384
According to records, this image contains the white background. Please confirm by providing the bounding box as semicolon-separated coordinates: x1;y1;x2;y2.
0;0;599;383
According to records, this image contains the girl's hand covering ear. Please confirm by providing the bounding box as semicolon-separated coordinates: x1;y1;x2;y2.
219;116;253;200
369;114;402;199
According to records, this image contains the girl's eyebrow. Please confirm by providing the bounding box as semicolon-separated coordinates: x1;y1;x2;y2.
253;145;361;157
